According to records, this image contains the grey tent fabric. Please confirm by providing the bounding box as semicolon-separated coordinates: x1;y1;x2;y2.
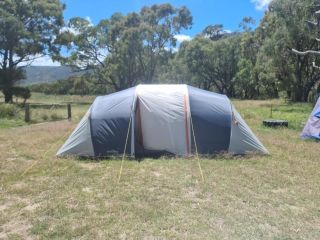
57;84;268;157
90;87;135;156
57;107;94;156
188;86;231;154
228;105;268;154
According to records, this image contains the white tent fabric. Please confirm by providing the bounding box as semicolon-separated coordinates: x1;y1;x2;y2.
135;85;190;155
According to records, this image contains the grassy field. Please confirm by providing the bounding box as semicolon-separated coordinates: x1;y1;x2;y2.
0;95;319;239
0;93;93;128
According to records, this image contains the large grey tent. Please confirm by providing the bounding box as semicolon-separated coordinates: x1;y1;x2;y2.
57;84;268;157
301;96;320;140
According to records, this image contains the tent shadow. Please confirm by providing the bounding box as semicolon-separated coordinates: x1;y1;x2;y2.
70;151;267;163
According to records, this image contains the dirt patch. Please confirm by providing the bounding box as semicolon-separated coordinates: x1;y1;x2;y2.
0;205;7;211
79;163;98;170
23;203;41;212
0;220;33;240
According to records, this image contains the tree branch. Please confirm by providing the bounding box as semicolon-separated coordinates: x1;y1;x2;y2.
289;47;320;56
313;61;320;69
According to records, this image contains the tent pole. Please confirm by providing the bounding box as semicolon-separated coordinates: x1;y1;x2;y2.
118;116;132;183
190;116;205;182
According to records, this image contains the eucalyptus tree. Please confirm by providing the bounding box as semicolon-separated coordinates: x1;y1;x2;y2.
201;24;225;41
260;0;320;101
0;0;65;103
60;4;192;91
179;35;240;96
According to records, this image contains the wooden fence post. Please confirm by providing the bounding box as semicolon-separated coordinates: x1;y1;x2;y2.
25;103;30;122
67;104;71;120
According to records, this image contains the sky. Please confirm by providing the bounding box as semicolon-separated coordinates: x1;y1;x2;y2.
32;0;271;66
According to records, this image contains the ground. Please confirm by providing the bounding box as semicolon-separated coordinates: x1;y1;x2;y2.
0;95;319;239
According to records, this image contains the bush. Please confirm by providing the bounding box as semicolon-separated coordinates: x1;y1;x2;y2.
0;104;18;118
12;87;31;105
41;113;49;121
50;113;61;121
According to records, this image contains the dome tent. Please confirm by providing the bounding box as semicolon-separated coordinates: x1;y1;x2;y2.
301;96;320;140
57;85;268;157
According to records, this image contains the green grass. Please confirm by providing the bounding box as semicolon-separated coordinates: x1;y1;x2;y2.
0;97;319;239
0;118;25;129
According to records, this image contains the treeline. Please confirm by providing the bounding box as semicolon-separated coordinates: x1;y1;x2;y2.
30;74;111;95
2;0;320;102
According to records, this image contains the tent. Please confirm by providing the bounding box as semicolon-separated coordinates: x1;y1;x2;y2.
57;85;268;157
301;96;320;140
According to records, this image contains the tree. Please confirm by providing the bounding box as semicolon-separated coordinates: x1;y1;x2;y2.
60;4;192;91
201;24;225;41
0;0;65;103
179;35;240;96
12;86;31;106
259;0;320;101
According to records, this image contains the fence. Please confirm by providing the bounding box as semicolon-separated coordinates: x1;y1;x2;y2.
24;103;72;123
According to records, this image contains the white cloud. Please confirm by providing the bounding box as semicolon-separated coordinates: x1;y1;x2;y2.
251;0;272;10
174;34;192;43
224;29;232;34
85;16;94;26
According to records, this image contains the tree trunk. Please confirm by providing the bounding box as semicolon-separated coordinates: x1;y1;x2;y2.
3;88;13;103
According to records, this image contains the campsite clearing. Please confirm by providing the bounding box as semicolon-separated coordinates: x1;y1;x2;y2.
0;97;319;239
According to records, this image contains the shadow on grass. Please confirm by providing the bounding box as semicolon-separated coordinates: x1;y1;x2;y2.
68;151;268;163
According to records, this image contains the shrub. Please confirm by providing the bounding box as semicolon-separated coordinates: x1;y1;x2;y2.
41;113;49;121
50;113;61;121
0;104;18;118
12;87;31;105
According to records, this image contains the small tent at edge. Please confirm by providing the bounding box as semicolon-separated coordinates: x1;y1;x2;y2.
57;84;269;157
301;96;320;140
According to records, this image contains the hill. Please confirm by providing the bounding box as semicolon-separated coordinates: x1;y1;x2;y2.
18;66;84;85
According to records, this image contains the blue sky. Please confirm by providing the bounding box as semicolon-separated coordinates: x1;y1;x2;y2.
62;0;269;36
33;0;271;65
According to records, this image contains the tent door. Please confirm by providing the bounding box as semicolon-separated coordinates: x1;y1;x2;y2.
135;88;190;156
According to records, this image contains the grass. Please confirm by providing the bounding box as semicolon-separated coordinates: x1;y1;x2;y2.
0;93;92;128
0;96;319;239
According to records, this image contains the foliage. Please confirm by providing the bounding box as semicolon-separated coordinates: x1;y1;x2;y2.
0;103;18;118
177;35;240;96
58;4;192;91
12;87;31;105
29;74;111;96
201;24;226;41
3;1;320;102
256;0;320;101
0;0;65;103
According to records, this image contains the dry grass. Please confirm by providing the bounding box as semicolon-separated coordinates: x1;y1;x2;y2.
0;93;92;128
0;99;319;239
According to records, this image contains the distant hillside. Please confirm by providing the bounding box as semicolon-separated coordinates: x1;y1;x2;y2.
18;66;85;85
